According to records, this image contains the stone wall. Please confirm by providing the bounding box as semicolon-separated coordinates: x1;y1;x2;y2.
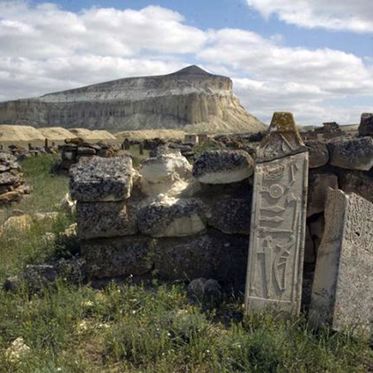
0;152;29;205
70;113;373;298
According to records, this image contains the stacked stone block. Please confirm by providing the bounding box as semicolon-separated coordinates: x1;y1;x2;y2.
0;152;29;205
70;149;255;289
59;138;117;171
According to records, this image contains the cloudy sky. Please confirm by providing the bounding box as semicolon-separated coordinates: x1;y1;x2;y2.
0;0;372;125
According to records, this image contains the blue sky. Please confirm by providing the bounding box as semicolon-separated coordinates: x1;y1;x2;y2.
0;0;372;125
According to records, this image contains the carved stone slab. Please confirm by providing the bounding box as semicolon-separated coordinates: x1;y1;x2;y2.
245;112;308;315
309;189;373;335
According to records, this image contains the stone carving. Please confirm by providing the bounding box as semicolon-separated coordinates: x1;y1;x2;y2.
245;112;308;315
309;189;373;335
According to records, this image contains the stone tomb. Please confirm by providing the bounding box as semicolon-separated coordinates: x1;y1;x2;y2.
245;112;309;315
309;189;373;335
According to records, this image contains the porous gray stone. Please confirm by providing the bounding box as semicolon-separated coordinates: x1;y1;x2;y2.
137;197;206;237
310;189;373;335
206;197;251;234
328;137;373;171
339;170;373;203
307;172;338;217
305;140;329;168
80;236;153;279
23;264;58;291
193;150;254;184
76;200;137;239
358;113;373;136
70;156;133;202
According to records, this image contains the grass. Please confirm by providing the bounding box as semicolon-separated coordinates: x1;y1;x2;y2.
0;154;372;372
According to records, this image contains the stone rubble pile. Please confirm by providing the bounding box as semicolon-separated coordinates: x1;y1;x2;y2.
58;138;118;171
0;152;29;205
69;111;372;335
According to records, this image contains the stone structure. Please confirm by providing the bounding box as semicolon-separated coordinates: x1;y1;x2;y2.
0;66;264;134
245;113;309;315
58;138;118;171
309;189;373;335
65;111;372;311
70;148;253;289
0;152;29;205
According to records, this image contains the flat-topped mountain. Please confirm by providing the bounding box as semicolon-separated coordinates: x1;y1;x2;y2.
0;65;265;133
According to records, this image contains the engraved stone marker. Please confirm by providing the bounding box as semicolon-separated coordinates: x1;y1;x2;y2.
309;189;373;335
245;112;309;315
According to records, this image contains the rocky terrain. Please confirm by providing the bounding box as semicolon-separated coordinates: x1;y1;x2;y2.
0;66;264;134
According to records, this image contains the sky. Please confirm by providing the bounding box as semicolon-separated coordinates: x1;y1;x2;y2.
0;0;372;125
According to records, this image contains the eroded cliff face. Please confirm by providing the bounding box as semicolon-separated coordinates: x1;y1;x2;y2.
0;66;265;133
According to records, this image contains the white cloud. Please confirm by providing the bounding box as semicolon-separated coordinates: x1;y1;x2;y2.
247;0;373;33
0;1;372;125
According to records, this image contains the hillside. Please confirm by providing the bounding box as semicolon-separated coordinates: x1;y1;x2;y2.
0;66;265;134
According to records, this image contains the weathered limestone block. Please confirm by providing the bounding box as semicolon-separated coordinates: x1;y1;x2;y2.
70;156;133;202
307;172;338;217
245;112;308;316
339;171;373;203
152;230;249;288
206;197;251;234
0;171;22;186
80;237;153;278
310;190;373;335
76;201;137;239
137;197;206;237
358;113;373;136
328;137;373;171
140;151;194;197
305;140;329;168
193;150;254;184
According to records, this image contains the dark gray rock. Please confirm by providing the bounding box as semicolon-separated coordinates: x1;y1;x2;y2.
187;278;222;308
193;150;254;184
80;236;153;279
307;172;338;217
328;137;373;171
3;275;21;292
206;197;251;234
152;231;249;289
76;200;137;239
358;113;373;136
137;198;206;237
305;140;329;168
339;171;373;203
23;264;58;291
70;156;133;202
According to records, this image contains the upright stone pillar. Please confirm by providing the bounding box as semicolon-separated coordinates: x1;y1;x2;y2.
245;112;309;315
310;189;373;335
